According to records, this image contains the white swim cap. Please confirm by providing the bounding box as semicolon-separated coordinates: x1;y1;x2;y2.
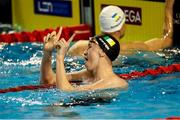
99;6;125;33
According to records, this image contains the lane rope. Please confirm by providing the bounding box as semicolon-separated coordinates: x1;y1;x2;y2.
0;63;179;94
0;24;92;43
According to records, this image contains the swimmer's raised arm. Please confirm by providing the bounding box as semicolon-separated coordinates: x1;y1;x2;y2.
55;32;76;90
144;0;174;51
68;40;149;56
40;27;63;84
41;28;93;85
164;0;174;38
54;33;95;91
67;3;175;57
55;33;128;92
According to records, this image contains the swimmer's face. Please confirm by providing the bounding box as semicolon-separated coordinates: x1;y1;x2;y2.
114;24;126;39
120;24;126;39
106;24;126;40
84;38;101;71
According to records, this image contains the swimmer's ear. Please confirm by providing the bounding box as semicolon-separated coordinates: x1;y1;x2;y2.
99;49;106;57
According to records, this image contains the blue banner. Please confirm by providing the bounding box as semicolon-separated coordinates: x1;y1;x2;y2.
34;0;72;17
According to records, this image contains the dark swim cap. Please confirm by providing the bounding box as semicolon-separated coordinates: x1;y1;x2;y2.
93;34;120;61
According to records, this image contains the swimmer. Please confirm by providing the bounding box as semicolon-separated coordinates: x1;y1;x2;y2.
40;28;128;91
142;0;180;49
165;0;180;47
67;5;173;56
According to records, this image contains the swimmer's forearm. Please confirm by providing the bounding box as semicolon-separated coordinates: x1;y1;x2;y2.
164;0;174;38
120;42;149;52
40;51;55;84
56;55;74;91
42;51;52;61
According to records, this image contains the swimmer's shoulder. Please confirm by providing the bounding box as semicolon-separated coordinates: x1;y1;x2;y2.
112;75;128;89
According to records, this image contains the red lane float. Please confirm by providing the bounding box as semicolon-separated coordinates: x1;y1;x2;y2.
119;64;180;79
156;116;180;120
0;24;92;43
0;84;55;93
0;63;180;94
69;24;92;41
166;117;180;120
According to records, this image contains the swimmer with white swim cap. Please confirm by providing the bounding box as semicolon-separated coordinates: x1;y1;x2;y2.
99;5;126;39
40;3;174;91
68;5;146;56
68;5;173;56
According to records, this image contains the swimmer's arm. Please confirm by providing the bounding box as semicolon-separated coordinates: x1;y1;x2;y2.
67;40;88;56
144;0;173;51
73;80;112;91
118;0;174;53
40;28;63;85
74;77;128;92
57;75;104;91
68;39;172;56
56;55;74;91
59;77;128;92
56;30;91;90
144;37;172;51
56;55;101;91
120;42;149;54
120;37;172;52
56;56;92;90
68;40;149;56
40;51;56;84
164;0;174;38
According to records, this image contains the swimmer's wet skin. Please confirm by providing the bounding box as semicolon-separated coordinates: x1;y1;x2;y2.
1;42;180;119
53;31;128;92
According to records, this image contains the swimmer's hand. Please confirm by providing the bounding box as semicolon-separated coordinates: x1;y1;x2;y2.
55;32;76;57
43;27;63;52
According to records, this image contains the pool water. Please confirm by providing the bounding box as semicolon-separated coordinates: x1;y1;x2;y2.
0;43;180;119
